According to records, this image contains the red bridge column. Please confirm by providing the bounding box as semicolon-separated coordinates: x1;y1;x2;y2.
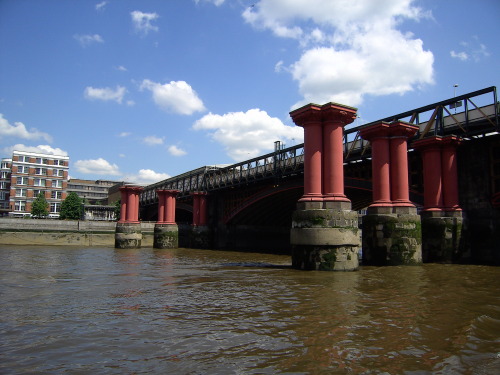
441;136;462;212
413;137;444;211
154;189;179;249
413;136;463;262
119;185;142;223
389;121;419;210
290;102;360;271
290;104;323;205
360;121;421;266
321;103;357;205
359;122;392;210
157;190;178;224
116;185;143;249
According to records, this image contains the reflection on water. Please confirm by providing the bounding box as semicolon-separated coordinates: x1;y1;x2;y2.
1;245;499;374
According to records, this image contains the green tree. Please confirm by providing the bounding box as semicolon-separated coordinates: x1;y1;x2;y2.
31;192;49;218
59;192;84;220
113;199;121;221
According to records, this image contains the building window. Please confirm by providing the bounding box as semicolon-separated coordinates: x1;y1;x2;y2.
50;202;61;213
51;191;62;199
16;177;28;185
17;165;28;173
35;168;47;175
18;156;29;163
1;162;9;169
52;180;63;188
0;182;7;189
33;189;42;197
0;172;8;179
15;189;27;197
15;200;26;211
52;169;64;177
34;178;46;187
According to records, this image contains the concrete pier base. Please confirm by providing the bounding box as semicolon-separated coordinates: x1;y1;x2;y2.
421;211;464;263
188;225;211;249
115;222;142;249
362;207;422;266
153;223;179;249
291;204;360;271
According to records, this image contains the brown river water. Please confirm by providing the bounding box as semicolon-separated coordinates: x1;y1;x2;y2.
0;245;499;374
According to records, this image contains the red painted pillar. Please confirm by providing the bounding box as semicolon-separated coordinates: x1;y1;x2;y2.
119;186;142;223
119;187;128;222
157;190;166;223
359;123;392;207
321;104;357;202
413;137;443;211
192;193;200;226
199;193;208;226
157;190;178;224
389;122;419;207
290;104;323;202
441;136;462;211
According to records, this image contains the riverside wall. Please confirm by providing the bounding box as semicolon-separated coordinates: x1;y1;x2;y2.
0;218;155;247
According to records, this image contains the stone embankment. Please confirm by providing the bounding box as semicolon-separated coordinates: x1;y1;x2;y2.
0;218;154;247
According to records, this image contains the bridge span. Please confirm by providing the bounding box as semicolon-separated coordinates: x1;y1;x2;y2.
126;86;498;265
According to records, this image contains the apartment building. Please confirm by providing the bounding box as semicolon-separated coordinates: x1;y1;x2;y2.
8;150;69;218
0;158;12;216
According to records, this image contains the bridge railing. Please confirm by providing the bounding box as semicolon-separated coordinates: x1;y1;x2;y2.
343;86;498;161
140;86;498;204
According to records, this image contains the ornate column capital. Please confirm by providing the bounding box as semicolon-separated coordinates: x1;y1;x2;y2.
321;103;357;126
289;104;322;127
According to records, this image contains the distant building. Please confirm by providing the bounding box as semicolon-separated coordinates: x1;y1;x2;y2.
67;179;122;205
0;158;12;216
8;150;69;218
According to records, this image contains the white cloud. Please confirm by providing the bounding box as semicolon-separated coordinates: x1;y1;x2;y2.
74;34;104;47
116;65;128;72
140;79;206;115
0;114;52;142
84;86;127;104
3;144;68;156
142;135;164;146
451;38;490;63
195;0;226;6
168;145;187;156
74;158;121;175
95;1;108;11
131;10;159;35
118;132;131;137
243;0;434;107
450;50;468;61
193;108;303;161
124;169;170;185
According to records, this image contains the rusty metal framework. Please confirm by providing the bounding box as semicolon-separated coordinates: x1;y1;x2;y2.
141;86;498;205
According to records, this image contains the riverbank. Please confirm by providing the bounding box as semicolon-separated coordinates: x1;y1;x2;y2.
0;218;154;247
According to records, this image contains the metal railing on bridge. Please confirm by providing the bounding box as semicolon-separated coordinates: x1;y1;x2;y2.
140;86;498;205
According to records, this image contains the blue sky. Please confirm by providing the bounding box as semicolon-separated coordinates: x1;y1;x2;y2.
0;0;498;184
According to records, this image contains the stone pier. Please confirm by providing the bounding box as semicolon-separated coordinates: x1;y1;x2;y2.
290;102;360;271
413;136;463;262
360;121;422;266
115;185;143;249
154;189;179;249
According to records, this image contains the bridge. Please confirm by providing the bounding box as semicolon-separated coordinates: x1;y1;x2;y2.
119;86;499;267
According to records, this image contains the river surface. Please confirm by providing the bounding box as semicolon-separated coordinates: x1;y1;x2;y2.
0;245;499;374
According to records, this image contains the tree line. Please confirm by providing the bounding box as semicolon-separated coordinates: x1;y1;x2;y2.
31;192;120;220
